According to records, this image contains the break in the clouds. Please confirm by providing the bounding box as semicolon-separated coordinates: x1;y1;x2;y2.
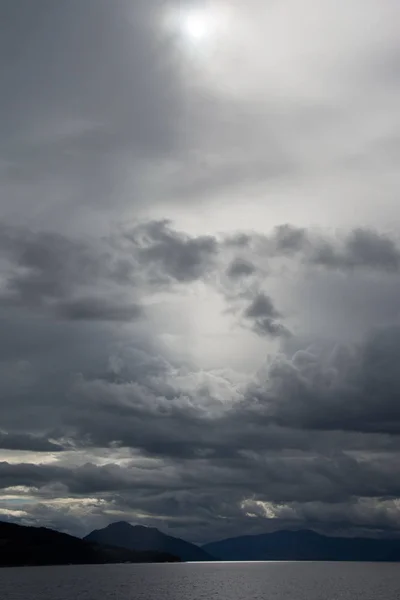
1;0;400;543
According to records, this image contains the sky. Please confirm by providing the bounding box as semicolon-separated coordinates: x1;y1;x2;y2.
1;0;400;544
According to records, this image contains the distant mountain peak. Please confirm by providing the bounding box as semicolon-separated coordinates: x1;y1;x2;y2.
104;521;156;531
203;528;400;562
104;520;130;528
0;520;179;567
85;520;214;562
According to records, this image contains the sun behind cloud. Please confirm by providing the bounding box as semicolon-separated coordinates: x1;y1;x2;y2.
163;2;228;49
182;10;213;41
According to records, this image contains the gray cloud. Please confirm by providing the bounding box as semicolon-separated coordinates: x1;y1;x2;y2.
1;219;400;325
267;225;400;273
244;293;279;320
249;326;400;435
56;297;142;322
0;433;64;453
272;224;309;255
226;258;256;279
127;220;218;283
0;1;190;230
0;452;396;503
0;224;125;314
311;229;400;272
0;461;151;495
243;292;290;338
65;328;400;460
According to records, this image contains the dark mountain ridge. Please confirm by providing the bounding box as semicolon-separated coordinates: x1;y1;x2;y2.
85;521;214;562
5;520;400;566
203;529;400;562
0;521;179;567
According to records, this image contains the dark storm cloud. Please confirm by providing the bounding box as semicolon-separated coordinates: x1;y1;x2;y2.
0;218;217;324
64;327;400;459
0;222;143;322
267;225;400;272
1;450;399;509
2;219;400;324
0;432;63;453
56;297;142;322
271;224;309;254
243;292;290;338
311;229;400;272
126;220;218;283
226;258;256;279
0;224;103;304
4;220;400;451
244;293;280;319
2;220;400;447
0;461;138;494
0;219;219;316
250;326;400;435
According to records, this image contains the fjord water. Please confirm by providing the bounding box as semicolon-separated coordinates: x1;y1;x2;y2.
1;562;399;599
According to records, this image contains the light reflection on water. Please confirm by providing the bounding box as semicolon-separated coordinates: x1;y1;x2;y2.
0;561;398;600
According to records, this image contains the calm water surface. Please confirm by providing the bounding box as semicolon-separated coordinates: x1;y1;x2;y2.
0;562;399;599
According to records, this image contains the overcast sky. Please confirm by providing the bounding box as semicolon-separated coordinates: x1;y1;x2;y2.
1;0;400;543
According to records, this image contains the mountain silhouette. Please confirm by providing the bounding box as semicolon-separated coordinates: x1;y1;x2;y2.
85;521;214;562
0;521;179;567
203;529;400;562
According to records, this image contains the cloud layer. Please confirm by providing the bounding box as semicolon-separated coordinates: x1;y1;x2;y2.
1;0;400;543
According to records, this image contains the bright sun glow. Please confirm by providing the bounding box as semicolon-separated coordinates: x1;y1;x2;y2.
163;4;233;58
182;11;213;41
